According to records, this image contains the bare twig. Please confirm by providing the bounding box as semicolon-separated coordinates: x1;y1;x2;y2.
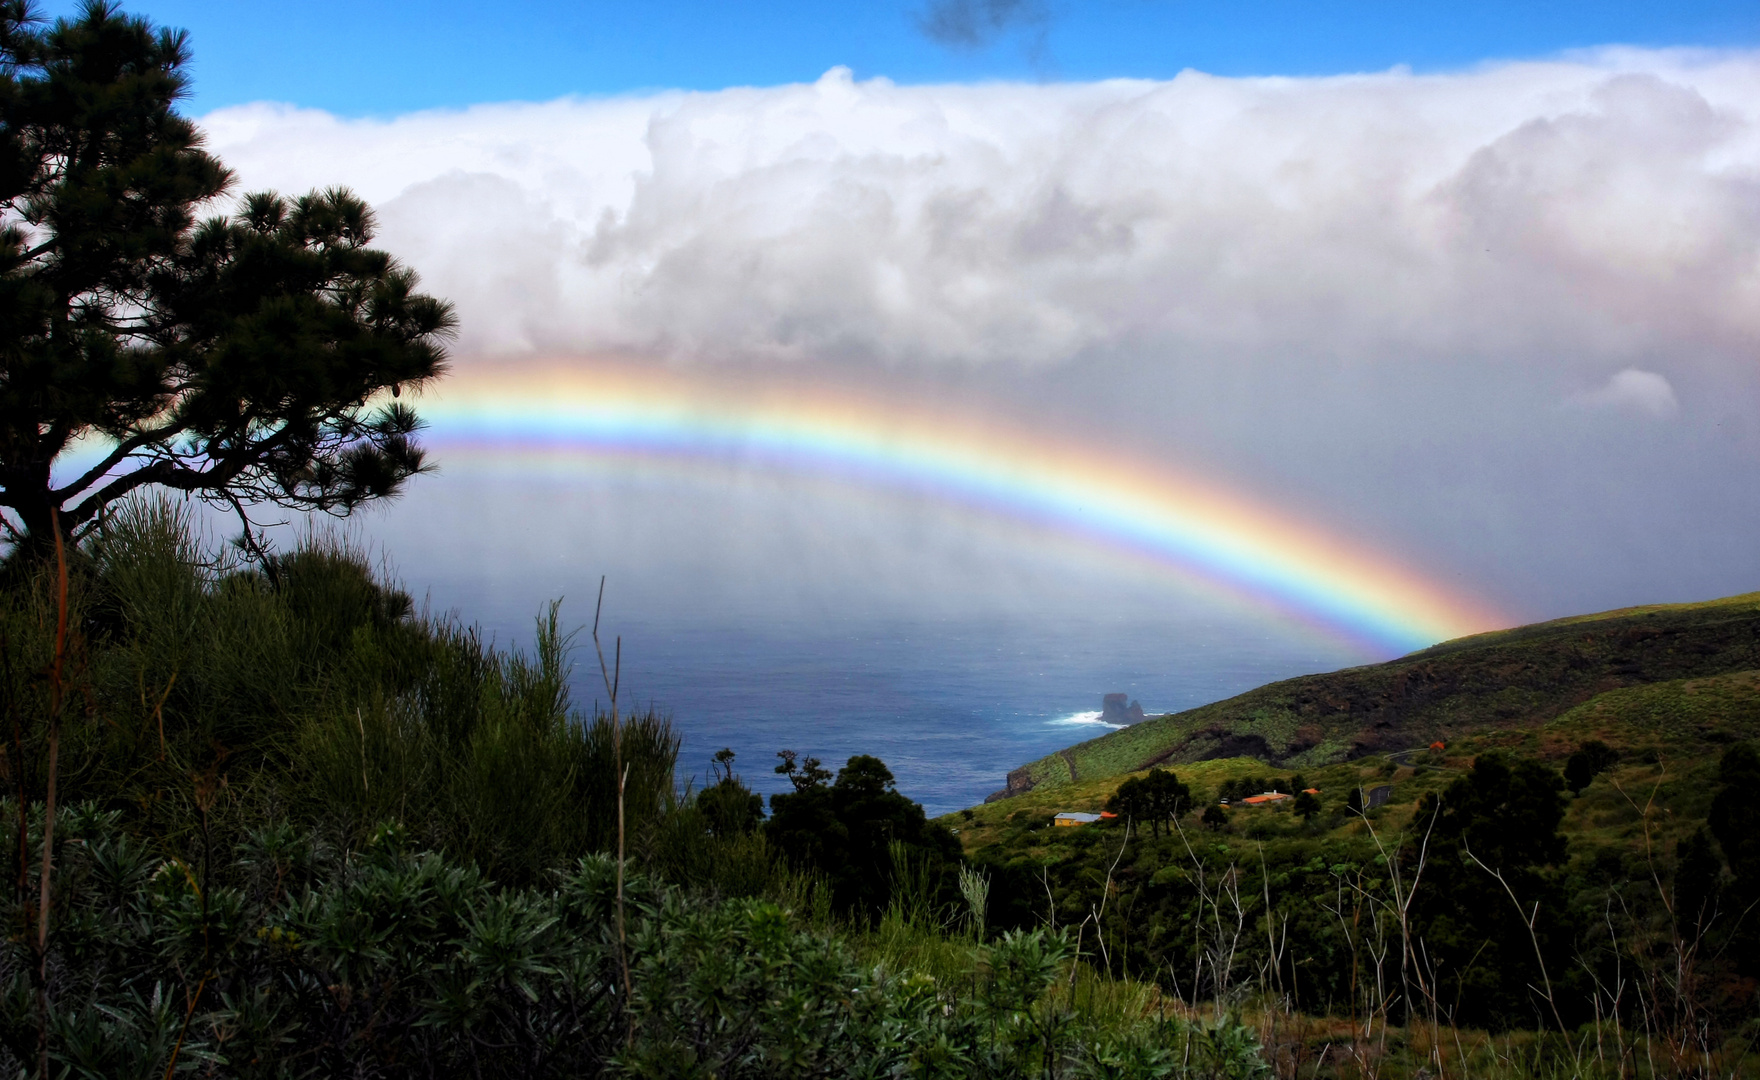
1460;838;1568;1038
356;708;370;798
593;577;633;1046
1085;815;1131;977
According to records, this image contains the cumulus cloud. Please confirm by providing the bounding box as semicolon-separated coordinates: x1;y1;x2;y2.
197;53;1760;375
1570;368;1681;419
199;54;1760;621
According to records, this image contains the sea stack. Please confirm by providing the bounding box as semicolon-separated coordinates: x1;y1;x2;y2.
1100;693;1147;725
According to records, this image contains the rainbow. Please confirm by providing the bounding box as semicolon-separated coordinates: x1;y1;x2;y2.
418;363;1504;655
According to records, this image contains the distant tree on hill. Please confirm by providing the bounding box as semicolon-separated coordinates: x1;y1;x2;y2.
1563;739;1620;795
1143;769;1192;834
1105;775;1151;828
1708;741;1760;975
1409;752;1570;1030
1106;770;1192;837
1294;790;1321;822
0;1;454;553
1707;742;1758;886
1201;803;1228;830
1346;786;1364;815
1673;826;1723;941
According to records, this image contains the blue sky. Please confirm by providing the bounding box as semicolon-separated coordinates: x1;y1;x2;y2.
39;0;1760;114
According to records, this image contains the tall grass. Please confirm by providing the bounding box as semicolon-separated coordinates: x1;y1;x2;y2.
5;496;683;883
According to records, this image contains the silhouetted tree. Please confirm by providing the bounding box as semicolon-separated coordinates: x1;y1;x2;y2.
0;1;454;552
1106;771;1193;837
1293;790;1321;822
1708;741;1760;978
1106;776;1151;831
1709;743;1759;887
1563;739;1619;795
1142;769;1192;836
1408;752;1570;1030
766;752;958;919
1674;826;1723;942
697;748;763;839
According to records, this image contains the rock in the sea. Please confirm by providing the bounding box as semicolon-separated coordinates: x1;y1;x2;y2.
1101;693;1148;725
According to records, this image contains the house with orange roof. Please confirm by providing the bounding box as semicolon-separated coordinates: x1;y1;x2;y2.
1239;791;1292;806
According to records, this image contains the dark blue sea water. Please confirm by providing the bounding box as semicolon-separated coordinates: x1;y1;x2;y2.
350;467;1378;815
480;610;1361;815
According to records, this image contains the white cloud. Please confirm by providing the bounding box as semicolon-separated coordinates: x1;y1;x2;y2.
198;54;1760;622
1569;368;1681;419
198;53;1760;372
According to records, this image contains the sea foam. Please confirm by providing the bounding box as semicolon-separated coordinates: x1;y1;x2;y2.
1049;710;1124;729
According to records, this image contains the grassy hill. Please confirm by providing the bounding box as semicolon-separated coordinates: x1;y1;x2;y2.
936;600;1760;1071
953;667;1759;844
989;591;1760;800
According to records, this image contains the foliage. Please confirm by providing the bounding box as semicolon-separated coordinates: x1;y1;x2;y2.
6;479;1760;1078
0;496;680;884
1563;739;1619;794
1706;741;1760;980
767;752;962;921
958;731;1760;1058
0;0;454;545
1291;791;1319;821
0;809;1276;1079
4;498;1759;1073
697;747;764;839
1105;770;1192;838
1708;741;1759;886
1407;753;1569;1030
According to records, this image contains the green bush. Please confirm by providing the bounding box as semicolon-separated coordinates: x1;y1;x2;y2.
0;808;1259;1079
0;497;682;884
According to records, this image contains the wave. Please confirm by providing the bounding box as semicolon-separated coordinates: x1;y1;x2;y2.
1047;710;1125;729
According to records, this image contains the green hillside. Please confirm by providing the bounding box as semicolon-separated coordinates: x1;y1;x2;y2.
991;590;1760;799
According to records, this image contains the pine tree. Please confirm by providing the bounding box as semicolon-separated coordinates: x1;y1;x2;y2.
0;1;454;550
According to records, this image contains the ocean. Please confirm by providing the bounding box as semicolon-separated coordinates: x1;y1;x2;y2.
366;465;1377;815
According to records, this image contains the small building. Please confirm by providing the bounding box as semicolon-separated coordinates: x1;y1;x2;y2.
1240;791;1292;807
1054;811;1102;827
1302;788;1321;795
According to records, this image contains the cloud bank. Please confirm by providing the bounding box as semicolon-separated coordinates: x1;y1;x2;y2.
201;53;1760;378
200;55;1760;622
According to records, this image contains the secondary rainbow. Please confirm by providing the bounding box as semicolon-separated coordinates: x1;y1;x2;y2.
419;364;1503;654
